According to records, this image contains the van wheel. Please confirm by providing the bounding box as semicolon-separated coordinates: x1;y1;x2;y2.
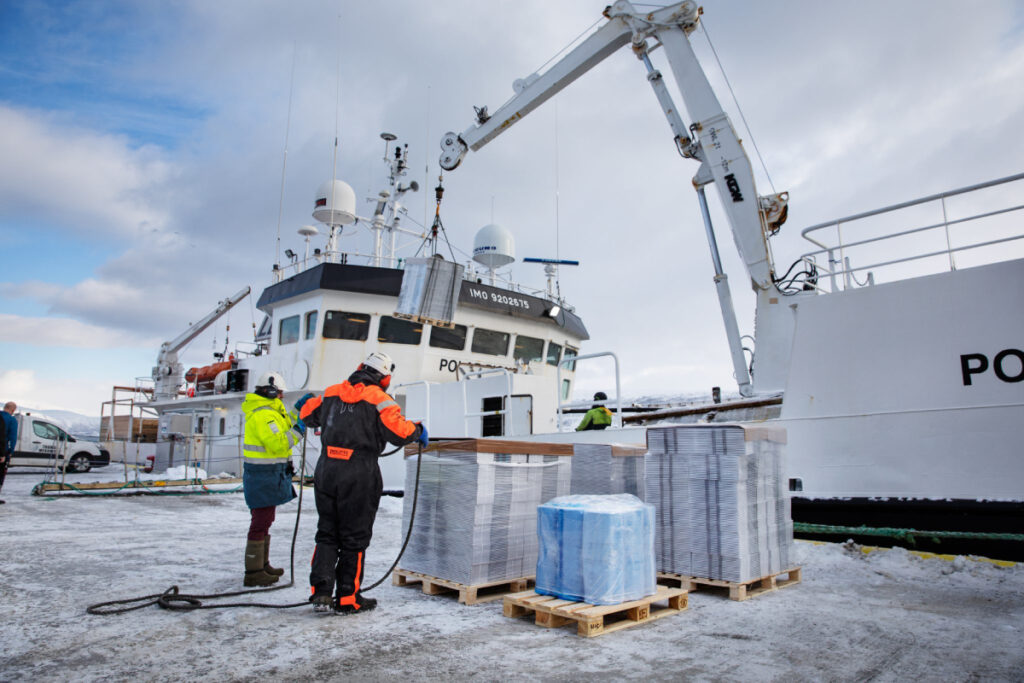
68;453;92;473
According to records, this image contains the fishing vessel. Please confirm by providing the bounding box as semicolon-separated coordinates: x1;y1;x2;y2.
98;1;1022;558
416;0;1024;558
102;133;590;489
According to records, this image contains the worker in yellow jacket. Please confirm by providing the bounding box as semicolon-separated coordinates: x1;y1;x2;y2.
241;371;300;586
576;391;613;431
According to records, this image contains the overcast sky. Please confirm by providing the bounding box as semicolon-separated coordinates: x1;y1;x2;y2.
1;0;1022;415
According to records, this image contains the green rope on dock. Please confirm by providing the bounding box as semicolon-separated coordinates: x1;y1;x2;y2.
30;480;244;497
794;522;1024;546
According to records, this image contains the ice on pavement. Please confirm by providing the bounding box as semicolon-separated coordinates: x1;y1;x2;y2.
0;467;1021;681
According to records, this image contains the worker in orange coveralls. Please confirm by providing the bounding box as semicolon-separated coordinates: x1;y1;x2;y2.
297;351;428;615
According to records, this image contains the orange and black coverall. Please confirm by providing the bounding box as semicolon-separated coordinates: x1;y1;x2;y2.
299;368;423;608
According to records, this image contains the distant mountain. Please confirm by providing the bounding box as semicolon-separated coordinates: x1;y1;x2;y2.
20;408;102;438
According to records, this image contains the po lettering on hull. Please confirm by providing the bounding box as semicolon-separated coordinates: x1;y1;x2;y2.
439;359;460;373
960;348;1024;385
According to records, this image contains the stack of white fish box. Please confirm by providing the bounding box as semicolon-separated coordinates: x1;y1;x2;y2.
645;425;792;584
399;439;572;587
569;443;646;497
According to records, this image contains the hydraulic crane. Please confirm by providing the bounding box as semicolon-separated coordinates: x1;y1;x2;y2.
151;287;251;401
439;1;795;397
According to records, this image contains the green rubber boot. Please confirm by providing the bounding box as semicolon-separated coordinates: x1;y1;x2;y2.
263;534;285;577
244;539;278;587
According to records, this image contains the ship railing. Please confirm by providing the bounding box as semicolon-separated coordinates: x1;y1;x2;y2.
459;368;517;437
557;351;623;429
274;248;408;280
272;246;575;310
232;340;266;358
796;172;1024;294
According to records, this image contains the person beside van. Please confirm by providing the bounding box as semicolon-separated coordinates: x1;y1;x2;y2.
0;402;17;504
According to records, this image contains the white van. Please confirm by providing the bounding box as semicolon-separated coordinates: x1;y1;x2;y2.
9;413;110;473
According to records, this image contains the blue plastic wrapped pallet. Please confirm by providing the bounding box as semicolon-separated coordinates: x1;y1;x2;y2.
536;494;656;605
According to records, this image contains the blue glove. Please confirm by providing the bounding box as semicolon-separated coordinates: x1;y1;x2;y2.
292;418;306;435
294;392;315;413
417;423;429;448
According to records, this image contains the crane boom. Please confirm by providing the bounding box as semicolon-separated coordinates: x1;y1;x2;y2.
151;286;251;401
439;0;792;396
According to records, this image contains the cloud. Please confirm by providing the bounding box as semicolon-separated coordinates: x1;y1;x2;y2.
0;369;36;396
0;313;158;349
0;105;175;237
0;368;113;416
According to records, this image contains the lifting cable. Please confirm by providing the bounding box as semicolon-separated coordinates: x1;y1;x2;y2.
87;438;424;614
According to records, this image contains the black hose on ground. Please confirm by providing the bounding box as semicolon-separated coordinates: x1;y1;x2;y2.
86;436;424;614
362;441;423;592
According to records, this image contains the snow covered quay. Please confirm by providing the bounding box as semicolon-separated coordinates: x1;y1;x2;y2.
0;469;1021;681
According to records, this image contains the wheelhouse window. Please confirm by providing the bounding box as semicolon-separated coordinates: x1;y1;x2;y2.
472;328;510;356
279;315;300;345
429;323;467;351
563;346;578;371
379;316;422;345
304;311;318;340
323;311;370;341
513;335;545;363
546;342;563;366
255;315;272;342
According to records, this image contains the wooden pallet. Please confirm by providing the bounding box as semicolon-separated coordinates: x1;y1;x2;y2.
392;569;533;606
657;567;801;601
502;585;688;637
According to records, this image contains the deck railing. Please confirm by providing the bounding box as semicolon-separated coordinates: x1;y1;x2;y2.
796;172;1024;293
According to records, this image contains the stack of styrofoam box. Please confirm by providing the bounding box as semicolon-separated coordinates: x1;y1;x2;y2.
569;443;646;498
645;425;792;583
395;255;465;325
399;439;572;585
536;494;656;605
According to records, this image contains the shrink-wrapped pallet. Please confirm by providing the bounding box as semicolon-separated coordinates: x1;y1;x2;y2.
400;440;572;586
569;443;646;498
536;494;656;605
645;425;791;583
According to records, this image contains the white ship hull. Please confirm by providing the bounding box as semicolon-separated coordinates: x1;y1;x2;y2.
780;257;1024;502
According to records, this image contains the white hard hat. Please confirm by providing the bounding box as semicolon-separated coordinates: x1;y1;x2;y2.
362;351;395;377
255;371;287;393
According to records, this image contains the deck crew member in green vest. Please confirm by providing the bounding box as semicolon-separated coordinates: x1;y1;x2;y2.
241;371;300;587
576;391;613;431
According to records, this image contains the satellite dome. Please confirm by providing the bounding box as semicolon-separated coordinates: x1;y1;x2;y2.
313;180;356;226
298;224;319;237
473;223;515;269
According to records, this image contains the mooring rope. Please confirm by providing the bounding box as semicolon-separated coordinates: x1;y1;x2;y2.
795;522;1024;545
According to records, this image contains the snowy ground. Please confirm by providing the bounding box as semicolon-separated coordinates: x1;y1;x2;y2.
1;467;1022;682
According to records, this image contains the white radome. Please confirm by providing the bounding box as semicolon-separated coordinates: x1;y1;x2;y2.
472;223;515;269
313;180;356;226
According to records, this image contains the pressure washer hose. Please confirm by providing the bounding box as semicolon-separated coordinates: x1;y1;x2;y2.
87;436;424;614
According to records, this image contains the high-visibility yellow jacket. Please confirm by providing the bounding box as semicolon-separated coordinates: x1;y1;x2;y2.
242;394;299;464
576;405;613;431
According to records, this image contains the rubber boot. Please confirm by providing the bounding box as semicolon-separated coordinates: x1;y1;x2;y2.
244;539;278;587
263;534;285;576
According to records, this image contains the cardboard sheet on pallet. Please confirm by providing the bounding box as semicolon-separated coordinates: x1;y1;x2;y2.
400;439;572;586
646;424;794;584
